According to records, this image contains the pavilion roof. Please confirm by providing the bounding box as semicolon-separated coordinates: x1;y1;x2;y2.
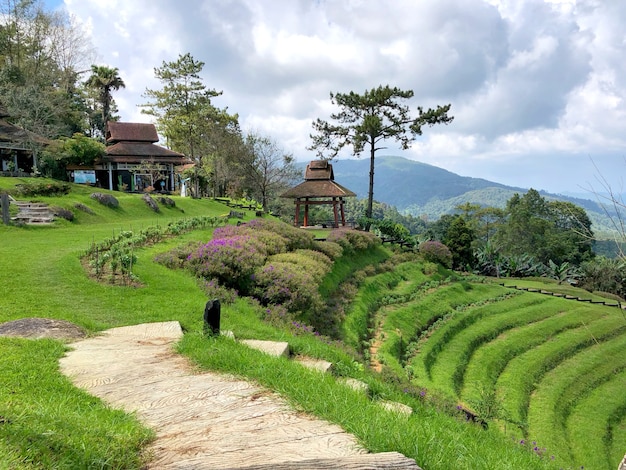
281;159;355;198
106;121;159;144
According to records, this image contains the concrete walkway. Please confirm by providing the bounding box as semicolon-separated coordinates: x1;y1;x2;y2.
59;321;420;469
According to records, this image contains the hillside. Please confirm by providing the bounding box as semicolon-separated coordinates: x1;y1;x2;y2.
327;156;617;233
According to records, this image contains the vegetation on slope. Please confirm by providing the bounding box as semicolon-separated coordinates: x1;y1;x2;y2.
1;178;622;469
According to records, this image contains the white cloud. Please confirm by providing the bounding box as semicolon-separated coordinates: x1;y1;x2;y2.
60;0;626;193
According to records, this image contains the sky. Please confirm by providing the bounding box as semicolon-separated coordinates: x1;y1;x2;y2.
43;0;626;196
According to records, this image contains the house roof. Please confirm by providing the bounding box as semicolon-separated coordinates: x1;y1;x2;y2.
0;119;49;147
103;141;188;164
106;121;159;144
281;160;355;199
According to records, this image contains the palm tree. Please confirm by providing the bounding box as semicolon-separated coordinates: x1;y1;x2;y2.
85;65;125;136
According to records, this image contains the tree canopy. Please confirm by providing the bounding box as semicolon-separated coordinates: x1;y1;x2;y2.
309;85;453;227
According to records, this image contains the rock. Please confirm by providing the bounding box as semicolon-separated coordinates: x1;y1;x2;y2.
0;318;86;340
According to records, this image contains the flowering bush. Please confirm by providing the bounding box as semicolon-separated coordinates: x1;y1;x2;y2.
326;228;380;254
201;278;239;304
419;241;453;268
186;235;266;291
312;240;343;260
246;218;315;250
253;252;329;314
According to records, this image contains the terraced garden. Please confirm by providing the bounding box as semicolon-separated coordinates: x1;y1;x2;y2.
349;262;626;470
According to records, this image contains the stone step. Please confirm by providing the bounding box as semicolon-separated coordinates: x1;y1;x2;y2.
295;356;333;373
240;339;290;358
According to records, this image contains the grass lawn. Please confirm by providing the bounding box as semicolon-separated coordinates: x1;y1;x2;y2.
0;177;593;469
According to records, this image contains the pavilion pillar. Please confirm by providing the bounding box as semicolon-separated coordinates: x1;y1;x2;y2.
294;199;301;226
108;162;113;190
332;197;339;228
340;198;346;226
303;198;309;227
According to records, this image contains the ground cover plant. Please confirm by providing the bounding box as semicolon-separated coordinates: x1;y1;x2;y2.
0;177;622;469
359;261;626;470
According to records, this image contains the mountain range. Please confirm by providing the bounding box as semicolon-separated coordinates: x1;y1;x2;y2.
317;155;616;234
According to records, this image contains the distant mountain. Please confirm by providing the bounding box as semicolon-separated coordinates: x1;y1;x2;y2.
316;155;615;233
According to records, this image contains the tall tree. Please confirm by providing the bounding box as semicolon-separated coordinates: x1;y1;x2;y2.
495;189;594;265
85;65;124;137
141;52;238;196
240;132;299;211
309;85;453;228
0;1;94;138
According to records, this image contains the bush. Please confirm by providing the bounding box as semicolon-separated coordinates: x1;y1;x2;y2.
185;235;266;292
419;241;453;268
326;228;380;254
313;240;343;260
13;181;71;197
200;279;239;305
90;192;119;208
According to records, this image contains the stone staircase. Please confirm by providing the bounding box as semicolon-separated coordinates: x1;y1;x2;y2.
11;201;54;225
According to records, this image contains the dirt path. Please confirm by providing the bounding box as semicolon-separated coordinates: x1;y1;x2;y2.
59;321;420;469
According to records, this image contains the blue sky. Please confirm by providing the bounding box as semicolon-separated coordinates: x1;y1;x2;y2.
39;0;626;196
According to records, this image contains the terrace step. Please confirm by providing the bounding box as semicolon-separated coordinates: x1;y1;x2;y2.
11;201;54;225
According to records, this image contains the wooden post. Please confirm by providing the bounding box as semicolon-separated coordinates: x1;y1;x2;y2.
333;197;339;228
294;199;300;226
340;198;346;226
1;193;9;225
303;198;309;227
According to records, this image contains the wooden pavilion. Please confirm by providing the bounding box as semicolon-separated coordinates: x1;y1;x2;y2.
96;121;190;191
281;160;356;227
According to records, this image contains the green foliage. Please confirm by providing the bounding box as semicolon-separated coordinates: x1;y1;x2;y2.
326;227;380;254
12;181;70;197
578;256;626;299
309;85;452;222
85;65;125;136
41;134;105;170
494;189;594;266
419;241;453;268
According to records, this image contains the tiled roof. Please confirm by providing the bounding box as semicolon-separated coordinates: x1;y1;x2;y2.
106;121;159;143
103;142;188;164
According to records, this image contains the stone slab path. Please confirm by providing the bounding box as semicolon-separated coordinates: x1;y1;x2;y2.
59;321;420;469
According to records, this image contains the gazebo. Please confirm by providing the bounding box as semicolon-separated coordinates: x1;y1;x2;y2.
281;160;356;227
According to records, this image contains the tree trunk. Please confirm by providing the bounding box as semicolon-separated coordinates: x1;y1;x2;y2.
365;140;375;230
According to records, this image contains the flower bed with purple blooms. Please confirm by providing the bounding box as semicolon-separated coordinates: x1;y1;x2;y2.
157;220;379;331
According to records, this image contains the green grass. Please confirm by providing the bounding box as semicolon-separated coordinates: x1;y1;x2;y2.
0;177;615;469
527;335;626;469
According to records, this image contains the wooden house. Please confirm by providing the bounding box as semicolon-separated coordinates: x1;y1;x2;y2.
281;160;356;227
0;105;48;175
96;121;190;191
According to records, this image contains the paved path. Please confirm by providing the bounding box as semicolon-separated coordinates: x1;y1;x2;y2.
59;321;420;469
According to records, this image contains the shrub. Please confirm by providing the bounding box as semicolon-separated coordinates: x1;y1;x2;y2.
185;235;266;291
246;218;315;250
327;228;380;254
419;241;453;268
200;278;239;305
90;192;119;208
13;181;70;197
253;260;325;314
51;206;74;221
142;193;159;212
313;240;343;260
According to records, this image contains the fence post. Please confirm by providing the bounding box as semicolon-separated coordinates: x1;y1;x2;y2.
1;193;9;225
